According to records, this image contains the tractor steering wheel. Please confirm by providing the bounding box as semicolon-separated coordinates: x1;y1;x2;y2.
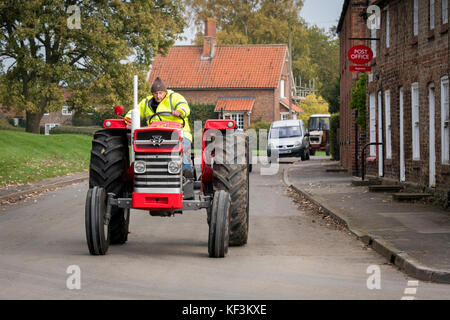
148;111;185;128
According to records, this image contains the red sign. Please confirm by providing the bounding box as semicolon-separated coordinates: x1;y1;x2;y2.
348;45;373;65
350;65;372;72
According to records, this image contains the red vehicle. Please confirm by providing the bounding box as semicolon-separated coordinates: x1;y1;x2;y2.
85;78;249;258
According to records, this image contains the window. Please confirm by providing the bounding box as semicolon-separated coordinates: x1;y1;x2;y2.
280;80;285;98
443;0;449;24
371;27;377;58
442;76;450;164
43;111;49;116
385;90;392;159
413;0;419;36
280;112;289;120
62;106;72;115
369;93;376;156
430;0;435;30
411;83;420;160
386;9;390;49
230;113;244;130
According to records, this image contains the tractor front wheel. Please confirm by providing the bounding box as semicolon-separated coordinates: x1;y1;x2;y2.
85;186;110;255
89;129;130;245
208;190;231;258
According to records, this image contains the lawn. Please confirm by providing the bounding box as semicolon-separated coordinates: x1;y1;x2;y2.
0;130;92;187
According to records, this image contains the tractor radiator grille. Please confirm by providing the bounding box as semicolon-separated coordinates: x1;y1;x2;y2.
134;152;183;193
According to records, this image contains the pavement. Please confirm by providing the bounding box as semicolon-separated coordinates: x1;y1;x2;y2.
285;158;450;284
0;170;88;204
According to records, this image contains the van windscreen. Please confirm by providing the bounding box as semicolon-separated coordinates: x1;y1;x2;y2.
270;126;302;138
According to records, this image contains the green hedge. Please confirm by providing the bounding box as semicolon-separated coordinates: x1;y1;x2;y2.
330;113;340;160
50;125;102;136
247;121;271;151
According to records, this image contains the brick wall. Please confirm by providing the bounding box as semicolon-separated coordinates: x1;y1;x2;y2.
338;0;368;175
365;0;450;190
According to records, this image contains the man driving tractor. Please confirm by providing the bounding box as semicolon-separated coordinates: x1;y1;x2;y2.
125;77;194;179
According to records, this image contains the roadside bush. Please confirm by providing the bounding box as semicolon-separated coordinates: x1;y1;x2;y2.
330;113;340;160
247;121;271;151
50;125;102;136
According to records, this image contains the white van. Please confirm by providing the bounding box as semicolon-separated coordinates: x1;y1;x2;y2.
267;119;310;160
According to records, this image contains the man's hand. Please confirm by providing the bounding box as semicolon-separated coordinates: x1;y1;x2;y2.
172;110;182;117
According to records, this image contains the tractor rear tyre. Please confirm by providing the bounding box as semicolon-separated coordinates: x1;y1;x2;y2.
212;131;249;246
85;186;110;255
208;190;231;258
89;129;130;245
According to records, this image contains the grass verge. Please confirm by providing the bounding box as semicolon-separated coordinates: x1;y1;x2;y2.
0;130;92;187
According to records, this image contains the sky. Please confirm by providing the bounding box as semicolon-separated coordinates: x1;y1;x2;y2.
176;0;346;45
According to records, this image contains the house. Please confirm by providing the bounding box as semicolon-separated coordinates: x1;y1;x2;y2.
339;0;450;191
0;104;25;127
147;18;302;130
39;88;74;134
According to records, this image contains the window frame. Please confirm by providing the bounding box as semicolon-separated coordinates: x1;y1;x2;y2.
386;8;390;49
413;0;419;36
430;0;435;30
443;0;449;25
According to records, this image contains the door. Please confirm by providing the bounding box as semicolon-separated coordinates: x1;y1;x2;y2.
378;91;383;177
399;88;405;181
429;85;436;187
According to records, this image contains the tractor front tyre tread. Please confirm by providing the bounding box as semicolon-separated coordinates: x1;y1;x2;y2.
212;132;249;246
89;129;130;245
208;190;231;258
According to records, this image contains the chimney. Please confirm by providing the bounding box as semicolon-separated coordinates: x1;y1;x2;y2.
202;18;217;60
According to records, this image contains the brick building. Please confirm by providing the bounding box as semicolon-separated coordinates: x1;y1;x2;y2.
147;18;302;130
339;0;450;191
337;0;369;176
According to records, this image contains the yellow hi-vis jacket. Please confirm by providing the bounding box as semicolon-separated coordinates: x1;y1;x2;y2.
125;89;191;142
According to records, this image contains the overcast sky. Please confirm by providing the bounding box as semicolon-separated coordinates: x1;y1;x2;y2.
176;0;346;45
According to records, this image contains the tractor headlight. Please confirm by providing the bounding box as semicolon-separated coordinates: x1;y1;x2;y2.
134;161;146;174
168;161;182;174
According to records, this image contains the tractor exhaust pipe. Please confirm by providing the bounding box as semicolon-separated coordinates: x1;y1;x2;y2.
131;75;140;162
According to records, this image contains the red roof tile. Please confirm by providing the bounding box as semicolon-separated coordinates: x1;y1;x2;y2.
149;45;287;89
214;97;255;112
280;99;303;113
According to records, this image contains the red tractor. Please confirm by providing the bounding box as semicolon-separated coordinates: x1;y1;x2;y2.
85;78;250;258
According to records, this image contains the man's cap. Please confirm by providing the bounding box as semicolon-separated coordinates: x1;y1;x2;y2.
151;77;167;93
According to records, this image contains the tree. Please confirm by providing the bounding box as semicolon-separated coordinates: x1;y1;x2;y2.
298;94;329;126
0;0;186;133
322;76;340;114
349;73;366;129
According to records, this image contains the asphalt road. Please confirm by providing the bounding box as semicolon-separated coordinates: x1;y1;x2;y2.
0;156;449;300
